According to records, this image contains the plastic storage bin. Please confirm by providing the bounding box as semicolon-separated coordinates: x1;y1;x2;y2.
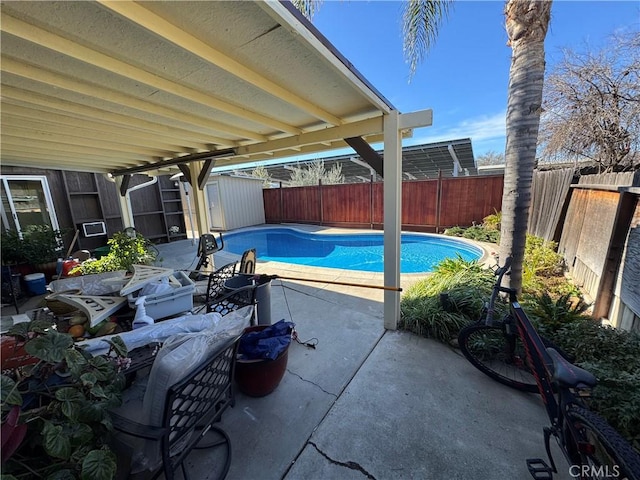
127;270;195;321
24;273;46;295
224;274;272;325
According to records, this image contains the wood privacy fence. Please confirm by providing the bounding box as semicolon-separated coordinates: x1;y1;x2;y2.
263;175;504;232
530;169;640;331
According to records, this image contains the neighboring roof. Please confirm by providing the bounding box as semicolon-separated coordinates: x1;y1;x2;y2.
0;1;397;176
225;138;476;183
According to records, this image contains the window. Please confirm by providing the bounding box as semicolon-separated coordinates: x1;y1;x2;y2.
1;176;59;236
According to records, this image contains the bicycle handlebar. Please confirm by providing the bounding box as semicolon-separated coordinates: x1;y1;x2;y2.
484;256;515;325
496;256;512;277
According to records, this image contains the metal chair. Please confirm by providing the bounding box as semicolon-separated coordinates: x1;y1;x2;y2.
238;248;256;274
204;262;239;303
110;333;240;480
71;249;92;262
207;284;258;325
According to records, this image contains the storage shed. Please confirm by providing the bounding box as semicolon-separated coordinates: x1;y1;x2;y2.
205;175;265;231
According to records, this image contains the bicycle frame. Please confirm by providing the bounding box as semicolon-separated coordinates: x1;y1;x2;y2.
487;262;595;474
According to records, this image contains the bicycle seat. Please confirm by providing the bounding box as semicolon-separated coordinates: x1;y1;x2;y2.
547;347;597;389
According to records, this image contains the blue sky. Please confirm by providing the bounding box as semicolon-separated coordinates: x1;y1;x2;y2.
311;0;639;158
216;1;639;173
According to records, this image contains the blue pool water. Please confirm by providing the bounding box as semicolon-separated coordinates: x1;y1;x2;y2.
222;227;482;273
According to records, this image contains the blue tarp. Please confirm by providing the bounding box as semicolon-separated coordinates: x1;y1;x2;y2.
238;320;294;360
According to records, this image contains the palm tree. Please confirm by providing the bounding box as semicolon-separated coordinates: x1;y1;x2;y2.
499;0;552;291
292;0;552;292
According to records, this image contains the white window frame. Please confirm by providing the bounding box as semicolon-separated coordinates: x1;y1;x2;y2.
1;175;60;236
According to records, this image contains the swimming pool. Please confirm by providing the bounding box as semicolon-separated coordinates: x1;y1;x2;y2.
221;227;483;273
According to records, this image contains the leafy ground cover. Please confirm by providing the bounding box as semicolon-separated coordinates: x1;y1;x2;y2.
401;220;640;450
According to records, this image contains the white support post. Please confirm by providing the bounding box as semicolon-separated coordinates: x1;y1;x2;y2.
383;111;402;330
188;161;209;238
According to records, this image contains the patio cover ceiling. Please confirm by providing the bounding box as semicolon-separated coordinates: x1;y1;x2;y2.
0;1;401;178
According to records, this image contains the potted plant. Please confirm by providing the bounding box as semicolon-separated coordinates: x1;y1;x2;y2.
1;229;28;266
21;225;65;265
72;230;159;275
1;318;130;480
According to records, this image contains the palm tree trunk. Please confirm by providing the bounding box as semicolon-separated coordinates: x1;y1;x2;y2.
499;0;552;292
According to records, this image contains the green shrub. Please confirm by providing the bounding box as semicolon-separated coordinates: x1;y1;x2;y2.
522;235;565;295
549;320;640;449
400;295;471;342
461;225;500;243
482;211;501;231
443;226;466;237
528;292;591;335
400;256;495;341
72;231;157;275
1;229;26;264
442;214;500;244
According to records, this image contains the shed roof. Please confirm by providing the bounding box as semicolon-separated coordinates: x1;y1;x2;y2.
0;1;399;176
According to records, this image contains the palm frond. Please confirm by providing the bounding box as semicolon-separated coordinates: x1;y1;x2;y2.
402;0;451;79
291;0;324;21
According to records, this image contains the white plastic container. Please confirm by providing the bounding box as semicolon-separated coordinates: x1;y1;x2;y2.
127;270;195;320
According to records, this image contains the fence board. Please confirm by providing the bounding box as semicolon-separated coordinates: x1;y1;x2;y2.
373;183;383;225
263;189;281;223
402;180;438;226
322;183;371;224
529;169;574;241
559;188;619;299
281;187;320;223
578;171;639;186
439;176;503;228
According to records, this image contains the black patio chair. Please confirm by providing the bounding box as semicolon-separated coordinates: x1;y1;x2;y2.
110;333;240;480
207;284;258;325
204;262;239;303
238;248;256;274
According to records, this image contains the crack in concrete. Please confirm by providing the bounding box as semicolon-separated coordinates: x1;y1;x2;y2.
309;441;377;480
287;369;337;398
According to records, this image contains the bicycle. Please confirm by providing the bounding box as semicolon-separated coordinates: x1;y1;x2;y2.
457;257;640;480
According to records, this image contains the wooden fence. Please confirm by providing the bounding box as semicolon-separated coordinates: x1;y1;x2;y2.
263;175;504;232
531;169;640;331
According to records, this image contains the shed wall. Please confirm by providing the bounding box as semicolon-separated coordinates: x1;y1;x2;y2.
611;199;640;331
216;176;265;231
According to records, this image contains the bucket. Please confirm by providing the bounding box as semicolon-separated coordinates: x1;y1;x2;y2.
235;324;290;397
94;246;110;259
24;273;46;295
224;274;272;325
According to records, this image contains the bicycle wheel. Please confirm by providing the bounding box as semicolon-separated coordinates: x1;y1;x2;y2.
565;405;640;480
458;323;539;393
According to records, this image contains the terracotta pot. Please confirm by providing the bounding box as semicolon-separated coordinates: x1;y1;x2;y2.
34;262;57;282
235;325;290;397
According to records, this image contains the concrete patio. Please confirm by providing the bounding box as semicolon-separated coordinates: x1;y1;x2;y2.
0;232;573;479
153;236;573;480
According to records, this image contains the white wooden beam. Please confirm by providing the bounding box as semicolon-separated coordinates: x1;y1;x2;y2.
1;57;266;142
99;0;343;126
1;14;301;135
399;109;433;129
1;86;235;146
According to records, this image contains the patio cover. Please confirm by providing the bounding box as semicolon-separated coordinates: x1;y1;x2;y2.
0;0;434;329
